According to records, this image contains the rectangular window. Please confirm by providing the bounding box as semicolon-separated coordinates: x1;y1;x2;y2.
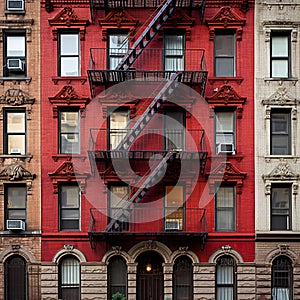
6;0;24;10
164;109;185;150
5;185;27;229
4;32;26;77
109;185;129;231
215;111;235;154
215;186;235;231
4;109;26;155
59;185;80;231
59;110;80;154
164;185;184;231
271;185;291;231
271;32;291;78
214;30;236;77
271;110;291;155
59;32;80;76
109;108;129;150
164;33;185;71
108;32;129;70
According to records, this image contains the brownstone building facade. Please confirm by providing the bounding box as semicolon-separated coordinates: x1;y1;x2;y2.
0;0;41;299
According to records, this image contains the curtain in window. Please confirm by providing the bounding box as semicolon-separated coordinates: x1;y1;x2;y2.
164;35;184;71
272;288;289;300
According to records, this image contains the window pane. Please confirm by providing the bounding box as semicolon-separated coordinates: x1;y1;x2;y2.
7;112;25;132
61;257;80;285
8;136;25;154
108;257;127;298
61;186;80;208
109;34;128;53
8;210;26;219
61;210;80;219
165;186;183;207
109;110;129;149
61;58;79;76
216;112;233;132
272;60;288;78
7;187;26;208
164;34;184;71
215;34;235;56
60;35;79;55
272;36;288;57
7;36;25;57
271;112;290;155
215;58;234;77
110;185;129;207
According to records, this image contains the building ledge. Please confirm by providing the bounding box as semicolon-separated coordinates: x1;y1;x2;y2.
0;230;41;236
0;154;33;162
256;231;300;241
0;77;32;84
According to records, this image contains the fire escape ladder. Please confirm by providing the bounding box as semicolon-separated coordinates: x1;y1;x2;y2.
115;72;181;151
115;0;177;70
105;150;178;232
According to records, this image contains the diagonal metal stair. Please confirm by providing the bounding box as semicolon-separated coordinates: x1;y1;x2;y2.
115;0;177;70
105;150;178;232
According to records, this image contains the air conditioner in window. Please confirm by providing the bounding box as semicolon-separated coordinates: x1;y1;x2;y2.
7;58;24;71
7;0;24;10
165;220;180;230
7;220;25;231
217;143;235;154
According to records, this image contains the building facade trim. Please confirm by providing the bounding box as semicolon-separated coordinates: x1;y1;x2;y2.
52;244;87;263
208;244;244;263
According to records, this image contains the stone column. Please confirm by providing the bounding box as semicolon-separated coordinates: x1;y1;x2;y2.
163;263;173;299
127;262;137;300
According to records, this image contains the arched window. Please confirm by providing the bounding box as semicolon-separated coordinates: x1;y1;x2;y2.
108;256;127;299
173;256;193;300
5;255;27;300
216;255;236;300
272;256;293;300
59;255;80;300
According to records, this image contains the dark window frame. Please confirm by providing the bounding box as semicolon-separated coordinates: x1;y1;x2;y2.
271;109;291;155
271;184;291;231
58;108;80;154
214;29;236;77
215;185;236;232
216;255;237;300
59;184;81;231
272;256;293;300
108;256;127;299
5;184;27;230
58;31;80;77
271;31;291;79
3;30;26;77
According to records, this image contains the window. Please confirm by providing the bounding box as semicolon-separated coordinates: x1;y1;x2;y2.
109;108;129;150
173;256;193;300
214;30;236;77
6;0;24;10
215;186;235;231
5;255;27;300
58;32;80;76
164;109;185;150
215;111;235;154
271;185;291;231
4;109;26;155
164;33;185;71
59;110;80;154
59;185;80;231
5;185;27;229
216;255;236;300
59;256;80;300
109;185;129;231
271;110;291;155
271;32;291;78
3;32;26;77
272;256;293;300
164;185;184;231
108;32;129;70
108;256;127;299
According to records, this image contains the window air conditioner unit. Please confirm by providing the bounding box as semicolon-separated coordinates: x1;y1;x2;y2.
217;143;235;154
165;220;180;230
7;219;25;231
7;0;24;10
7;58;24;71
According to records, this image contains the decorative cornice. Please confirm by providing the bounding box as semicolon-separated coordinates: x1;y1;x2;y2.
206;6;246;41
48;7;90;40
263;162;299;181
206;84;246;118
164;10;195;27
48;86;90;117
262;87;299;106
0;89;35;106
0;164;35;181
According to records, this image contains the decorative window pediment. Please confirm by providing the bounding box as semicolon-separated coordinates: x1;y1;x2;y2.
48;86;90;117
207;162;247;194
48;161;89;194
99;9;139;41
206;84;246;118
48;7;90;41
262;87;299;106
206;6;246;41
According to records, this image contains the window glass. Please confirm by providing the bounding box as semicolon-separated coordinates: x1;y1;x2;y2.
108;256;127;298
109;33;129;70
6;186;26;222
164;34;184;71
7;36;25;57
109;109;129;150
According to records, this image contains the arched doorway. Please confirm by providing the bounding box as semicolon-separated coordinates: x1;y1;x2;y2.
5;255;27;300
137;251;164;300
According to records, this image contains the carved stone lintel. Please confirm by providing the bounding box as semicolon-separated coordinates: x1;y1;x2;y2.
144;240;156;250
112;246;122;255
278;244;289;254
64;244;74;251
0;164;35;181
221;245;232;253
11;244;21;252
0;89;35;106
262;87;298;107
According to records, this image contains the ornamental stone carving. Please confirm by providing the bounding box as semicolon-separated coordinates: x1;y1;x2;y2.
0;89;35;106
262;87;298;106
0;164;35;181
263;162;298;180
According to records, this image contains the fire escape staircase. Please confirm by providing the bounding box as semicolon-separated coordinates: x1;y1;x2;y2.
115;0;177;71
105;150;177;232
